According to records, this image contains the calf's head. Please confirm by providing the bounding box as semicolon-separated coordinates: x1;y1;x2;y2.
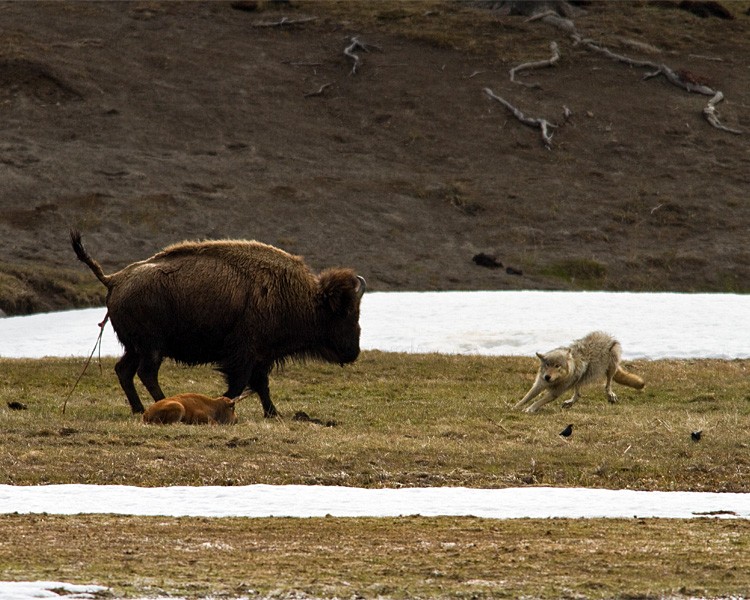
213;396;239;425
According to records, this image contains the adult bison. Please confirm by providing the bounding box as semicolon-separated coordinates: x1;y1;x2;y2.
70;230;365;417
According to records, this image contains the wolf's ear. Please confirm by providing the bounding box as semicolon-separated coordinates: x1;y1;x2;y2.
536;352;546;361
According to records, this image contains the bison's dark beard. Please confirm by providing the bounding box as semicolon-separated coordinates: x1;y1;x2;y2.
313;344;360;367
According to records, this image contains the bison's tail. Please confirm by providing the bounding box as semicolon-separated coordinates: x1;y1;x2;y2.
70;229;111;288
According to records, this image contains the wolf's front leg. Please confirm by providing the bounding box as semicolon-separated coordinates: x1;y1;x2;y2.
514;378;545;410
561;388;581;409
525;390;560;413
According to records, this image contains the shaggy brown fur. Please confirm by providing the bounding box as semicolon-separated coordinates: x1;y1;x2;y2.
143;393;241;425
70;230;365;417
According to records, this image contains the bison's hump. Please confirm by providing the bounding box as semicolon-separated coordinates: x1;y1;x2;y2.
144;239;312;278
158;239;300;263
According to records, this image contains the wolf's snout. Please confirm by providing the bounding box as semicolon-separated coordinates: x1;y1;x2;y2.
544;374;552;381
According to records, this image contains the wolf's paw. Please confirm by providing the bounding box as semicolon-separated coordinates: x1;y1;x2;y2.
562;399;575;409
607;392;619;404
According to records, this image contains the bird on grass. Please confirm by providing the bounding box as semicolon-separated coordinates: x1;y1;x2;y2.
559;424;573;438
691;430;702;442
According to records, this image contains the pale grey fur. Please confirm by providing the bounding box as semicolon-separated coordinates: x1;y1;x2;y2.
514;331;644;413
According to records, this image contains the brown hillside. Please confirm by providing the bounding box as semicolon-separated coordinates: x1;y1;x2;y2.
0;1;748;315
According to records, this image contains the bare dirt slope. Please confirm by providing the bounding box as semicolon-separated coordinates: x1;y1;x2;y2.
0;1;748;315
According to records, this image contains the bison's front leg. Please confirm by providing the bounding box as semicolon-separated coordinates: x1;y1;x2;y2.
224;363;279;418
250;365;279;418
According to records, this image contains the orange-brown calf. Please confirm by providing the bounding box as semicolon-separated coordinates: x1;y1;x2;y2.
142;393;240;425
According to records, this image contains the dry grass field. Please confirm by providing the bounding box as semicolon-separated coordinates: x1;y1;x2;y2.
1;353;750;598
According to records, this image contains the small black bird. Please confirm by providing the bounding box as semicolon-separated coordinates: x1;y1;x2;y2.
559;424;573;438
691;430;702;442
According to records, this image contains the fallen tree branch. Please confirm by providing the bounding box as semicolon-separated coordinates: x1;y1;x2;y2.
643;64;715;95
703;91;742;135
532;18;743;135
509;41;561;88
344;37;380;75
484;88;562;149
252;16;318;28
303;82;332;98
571;33;658;70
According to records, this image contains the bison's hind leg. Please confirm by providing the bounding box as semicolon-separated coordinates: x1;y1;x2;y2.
136;349;166;404
115;350;146;413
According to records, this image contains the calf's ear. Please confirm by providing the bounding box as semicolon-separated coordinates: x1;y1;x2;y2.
319;269;361;315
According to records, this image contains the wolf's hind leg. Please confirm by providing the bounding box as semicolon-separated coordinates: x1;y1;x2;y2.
525;390;561;413
605;361;619;403
514;379;545;410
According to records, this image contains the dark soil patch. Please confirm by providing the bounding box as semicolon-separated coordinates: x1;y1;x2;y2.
0;1;749;315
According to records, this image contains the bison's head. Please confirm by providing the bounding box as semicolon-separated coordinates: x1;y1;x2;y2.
317;270;366;365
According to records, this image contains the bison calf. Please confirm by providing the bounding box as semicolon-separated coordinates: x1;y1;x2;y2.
70;230;365;417
143;393;240;425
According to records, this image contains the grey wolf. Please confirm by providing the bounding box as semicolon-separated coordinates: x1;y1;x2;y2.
143;393;245;425
70;229;365;417
514;331;645;413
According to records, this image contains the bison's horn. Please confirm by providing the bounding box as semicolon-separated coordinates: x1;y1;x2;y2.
356;275;367;298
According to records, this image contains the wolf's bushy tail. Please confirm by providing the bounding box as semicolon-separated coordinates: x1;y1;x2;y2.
70;229;111;288
614;367;645;390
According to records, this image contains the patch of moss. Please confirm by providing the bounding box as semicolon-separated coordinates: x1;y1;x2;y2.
540;258;608;287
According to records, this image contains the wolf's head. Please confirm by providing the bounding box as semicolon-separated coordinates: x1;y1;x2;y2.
536;349;573;384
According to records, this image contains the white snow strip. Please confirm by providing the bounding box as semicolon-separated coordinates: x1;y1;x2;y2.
1;484;748;520
0;291;747;360
0;581;108;600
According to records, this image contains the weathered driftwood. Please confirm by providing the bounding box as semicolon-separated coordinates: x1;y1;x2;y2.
303;82;332;98
532;14;741;135
703;92;742;135
484;88;563;149
509;41;561;88
344;37;381;76
252;16;318;28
